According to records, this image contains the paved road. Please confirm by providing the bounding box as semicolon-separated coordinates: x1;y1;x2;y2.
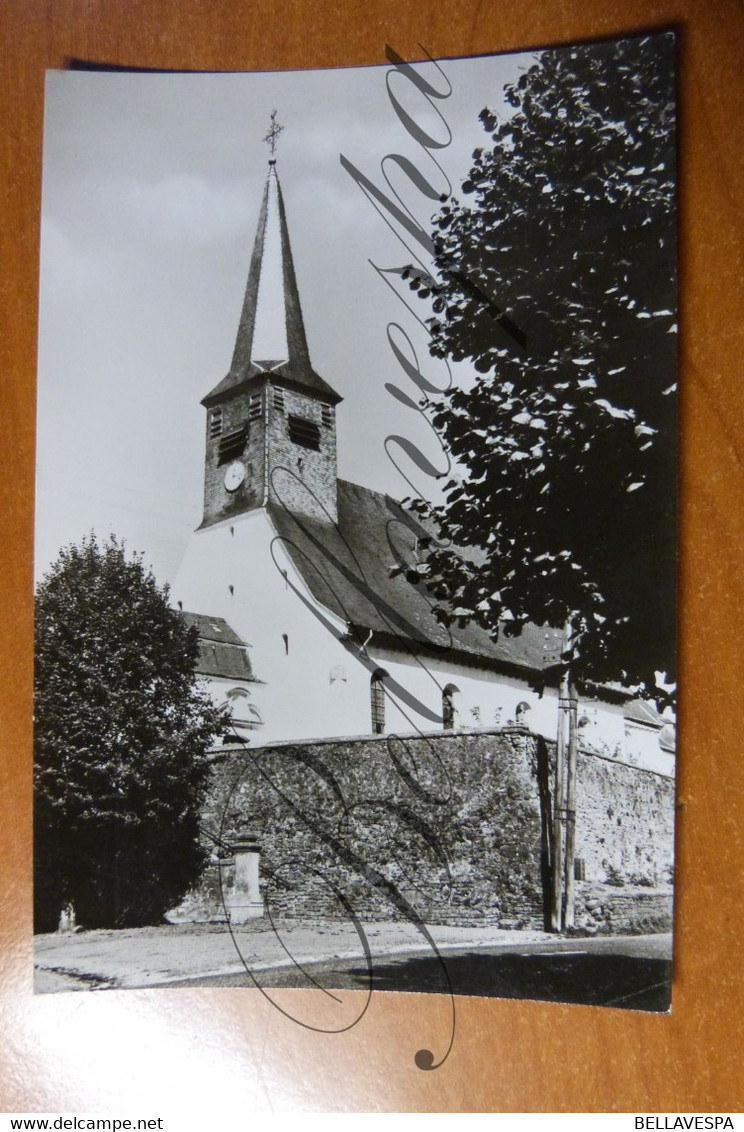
155;933;672;1012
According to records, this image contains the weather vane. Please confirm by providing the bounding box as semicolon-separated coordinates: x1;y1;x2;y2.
263;110;284;157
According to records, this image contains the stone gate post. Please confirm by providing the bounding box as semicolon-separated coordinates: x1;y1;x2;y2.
227;830;264;923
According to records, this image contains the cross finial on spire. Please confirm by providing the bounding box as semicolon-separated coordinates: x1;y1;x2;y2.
263;110;284;158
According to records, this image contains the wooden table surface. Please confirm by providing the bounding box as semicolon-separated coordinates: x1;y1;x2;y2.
1;0;742;1114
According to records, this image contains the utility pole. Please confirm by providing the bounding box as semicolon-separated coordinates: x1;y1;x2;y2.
550;639;570;931
563;679;579;930
550;619;578;932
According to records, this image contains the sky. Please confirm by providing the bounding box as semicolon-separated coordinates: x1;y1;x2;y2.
35;49;537;586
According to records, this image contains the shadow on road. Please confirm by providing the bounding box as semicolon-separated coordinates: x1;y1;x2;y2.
251;948;672;1012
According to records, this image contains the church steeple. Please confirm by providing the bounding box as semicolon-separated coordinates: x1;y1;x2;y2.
229;160;316;385
200;119;342;530
204;117;340;406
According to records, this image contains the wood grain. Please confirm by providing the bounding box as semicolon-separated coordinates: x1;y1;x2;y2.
1;0;742;1113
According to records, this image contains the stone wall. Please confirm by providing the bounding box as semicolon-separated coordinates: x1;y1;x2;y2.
575;749;675;887
572;884;674;936
194;727;549;929
178;727;675;935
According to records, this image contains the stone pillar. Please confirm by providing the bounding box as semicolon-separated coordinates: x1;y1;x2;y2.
227;831;264;923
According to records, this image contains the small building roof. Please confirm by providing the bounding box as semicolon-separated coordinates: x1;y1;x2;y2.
659;724;676;754
623;701;676;754
178;611;256;682
623;699;666;729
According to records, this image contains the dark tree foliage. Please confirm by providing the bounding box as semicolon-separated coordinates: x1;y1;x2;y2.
34;537;227;931
406;35;677;698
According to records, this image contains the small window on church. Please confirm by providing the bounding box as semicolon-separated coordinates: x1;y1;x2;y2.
273;387;285;412
442;684;460;730
249;392;262;420
288;415;321;451
218;425;248;464
370;669;388;735
321;404;333;427
225;687;264;731
209;408;223;438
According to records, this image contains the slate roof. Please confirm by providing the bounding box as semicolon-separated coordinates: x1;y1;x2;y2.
659;725;676;754
179;611;256;682
203;162;341;407
624;699;665;729
268;478;567;677
624;699;676;754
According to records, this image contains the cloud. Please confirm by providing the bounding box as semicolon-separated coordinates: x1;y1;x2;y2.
126;173;247;246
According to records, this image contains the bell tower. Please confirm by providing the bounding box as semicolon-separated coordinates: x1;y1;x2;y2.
200;115;342;529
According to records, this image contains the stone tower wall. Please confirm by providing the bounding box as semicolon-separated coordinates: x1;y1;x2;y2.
201;382;337;527
265;385;338;522
201;387;266;527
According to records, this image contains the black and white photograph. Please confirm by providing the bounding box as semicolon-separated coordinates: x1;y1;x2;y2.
33;35;677;1027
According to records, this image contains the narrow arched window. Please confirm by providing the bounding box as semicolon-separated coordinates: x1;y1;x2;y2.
226;687;263;723
370;669;387;735
442;684;460;730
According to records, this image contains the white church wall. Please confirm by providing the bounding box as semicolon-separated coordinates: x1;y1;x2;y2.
368;647;560;738
369;648;648;771
621;721;676;776
173;508;374;744
174;505;668;776
575;699;675;777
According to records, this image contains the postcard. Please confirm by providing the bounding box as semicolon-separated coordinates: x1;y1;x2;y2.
33;35;677;1048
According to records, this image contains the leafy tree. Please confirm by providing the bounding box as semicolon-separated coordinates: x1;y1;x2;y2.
406;34;677;698
34;536;227;931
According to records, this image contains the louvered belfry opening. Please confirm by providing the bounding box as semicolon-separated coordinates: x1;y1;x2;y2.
218;425;248;464
287;414;321;451
209;407;223;437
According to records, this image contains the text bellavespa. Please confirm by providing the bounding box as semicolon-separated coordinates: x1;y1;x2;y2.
635;1120;734;1129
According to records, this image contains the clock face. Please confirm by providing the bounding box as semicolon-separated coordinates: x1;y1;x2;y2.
223;461;246;492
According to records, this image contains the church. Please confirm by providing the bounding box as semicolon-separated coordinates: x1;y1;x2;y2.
171;143;674;778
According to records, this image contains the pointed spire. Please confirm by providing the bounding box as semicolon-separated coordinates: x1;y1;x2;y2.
204;122;341;406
